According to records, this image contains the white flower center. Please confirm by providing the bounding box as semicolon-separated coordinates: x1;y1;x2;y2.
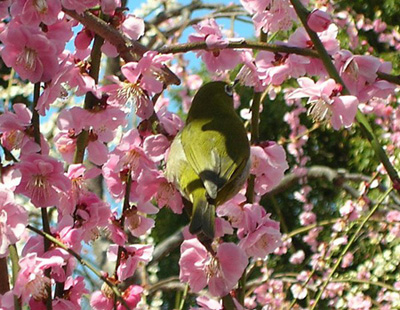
307;98;332;122
33;0;48;14
26;275;51;301
16;48;38;72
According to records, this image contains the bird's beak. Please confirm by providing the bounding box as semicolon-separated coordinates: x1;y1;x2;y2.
232;79;240;89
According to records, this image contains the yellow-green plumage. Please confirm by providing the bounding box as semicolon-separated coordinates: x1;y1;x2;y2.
165;81;250;240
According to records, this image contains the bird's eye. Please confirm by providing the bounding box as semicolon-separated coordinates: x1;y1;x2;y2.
224;85;233;97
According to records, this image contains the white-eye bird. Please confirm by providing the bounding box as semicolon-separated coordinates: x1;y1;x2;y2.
165;81;250;241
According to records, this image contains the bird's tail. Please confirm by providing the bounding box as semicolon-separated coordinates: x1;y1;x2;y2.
189;190;215;240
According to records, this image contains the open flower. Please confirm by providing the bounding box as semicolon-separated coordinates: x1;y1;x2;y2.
179;239;248;297
288;77;359;130
0;18;59;83
16;153;71;207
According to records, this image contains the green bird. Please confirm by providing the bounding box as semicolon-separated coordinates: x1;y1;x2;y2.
165;81;251;241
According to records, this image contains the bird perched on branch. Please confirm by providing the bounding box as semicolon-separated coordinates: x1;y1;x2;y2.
166;81;250;243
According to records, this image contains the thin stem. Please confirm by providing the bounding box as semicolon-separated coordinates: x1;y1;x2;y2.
32;82;52;310
289;0;400;191
4;68;15;111
27;225;131;310
114;173;132;277
0;258;10;294
73;32;104;165
9;244;22;310
310;188;392;310
158;40;319;58
178;284;189;310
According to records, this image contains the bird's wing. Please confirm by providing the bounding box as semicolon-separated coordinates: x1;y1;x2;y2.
181;120;244;200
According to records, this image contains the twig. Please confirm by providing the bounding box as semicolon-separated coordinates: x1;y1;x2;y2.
309;188;392;309
26;225;131;310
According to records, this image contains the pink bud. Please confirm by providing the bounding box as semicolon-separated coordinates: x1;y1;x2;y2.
307;9;332;32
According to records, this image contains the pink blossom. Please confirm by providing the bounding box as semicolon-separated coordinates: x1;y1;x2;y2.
236;51;266;92
107;244;153;281
240;0;270;15
155;106;184;136
289;250;305;264
290;283;307;299
16;153;71;208
341;252;354;268
101;0;121;15
288;77;359;130
155;177;184;214
217;193;247;228
121;15;145;40
124;206;156;237
0;103;43;153
255;50;309;86
288;25;339;56
0;18;59;83
179;239;248;297
52;276;88;310
61;0;99;14
0;1;11;20
188;19;241;72
387;210;400;222
307;9;332;33
90;285;143;310
143;134;170;162
251;142;289;195
103;129;157;200
14;252;65;302
65;192;111;242
252;0;297;34
238;213;282;258
0;185;28;257
10;0;62;26
299;211;316;226
347;293;372;310
103;52;172;119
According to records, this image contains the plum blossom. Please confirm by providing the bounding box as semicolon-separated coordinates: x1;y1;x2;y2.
238;210;282;258
10;0;62;26
102;51;172;119
121;15;145;40
102;129;157;201
179;239;248;297
251;0;297;34
14;252;65;303
37;56;100;116
307;9;332;33
289;250;305;265
0;18;59;83
64;192;111;242
16;153;71;208
56;104;126;165
0;184;28;257
288;77;359;130
61;0;99;14
334;50;396;102
107;244;153;281
101;0;121;15
251;141;289;195
90;284;143;310
52;276;88;310
188;19;241;72
0;103;41;154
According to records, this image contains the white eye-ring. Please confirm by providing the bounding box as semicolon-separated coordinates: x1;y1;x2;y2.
224;85;233;97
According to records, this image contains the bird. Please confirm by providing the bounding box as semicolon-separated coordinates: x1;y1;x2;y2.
165;81;250;242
